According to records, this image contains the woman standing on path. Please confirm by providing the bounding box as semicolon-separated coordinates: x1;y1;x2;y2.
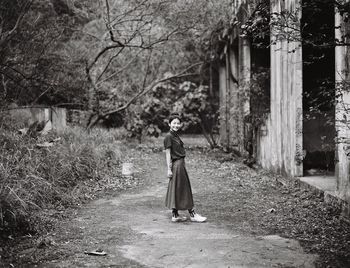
164;113;207;223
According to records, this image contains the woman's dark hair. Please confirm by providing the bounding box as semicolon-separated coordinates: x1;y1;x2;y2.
168;113;182;124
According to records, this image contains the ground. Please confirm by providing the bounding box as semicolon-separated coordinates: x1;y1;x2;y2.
2;137;350;268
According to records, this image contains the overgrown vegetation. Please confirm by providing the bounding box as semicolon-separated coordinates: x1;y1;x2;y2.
0;115;127;236
0;0;91;108
0;0;232;240
0;0;230;146
126;81;219;147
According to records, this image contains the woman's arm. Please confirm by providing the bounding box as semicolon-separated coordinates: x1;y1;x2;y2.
165;148;173;179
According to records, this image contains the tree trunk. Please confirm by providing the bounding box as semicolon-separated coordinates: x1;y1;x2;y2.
199;120;215;149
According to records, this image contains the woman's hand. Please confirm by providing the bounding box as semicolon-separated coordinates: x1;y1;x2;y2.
167;169;173;179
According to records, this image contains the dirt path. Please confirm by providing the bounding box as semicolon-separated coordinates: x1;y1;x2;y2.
30;148;317;268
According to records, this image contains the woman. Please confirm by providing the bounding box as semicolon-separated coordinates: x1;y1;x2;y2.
164;113;207;223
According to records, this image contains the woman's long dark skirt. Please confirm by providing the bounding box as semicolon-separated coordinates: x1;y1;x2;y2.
165;158;194;210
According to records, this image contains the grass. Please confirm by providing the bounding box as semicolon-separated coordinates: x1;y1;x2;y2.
0;116;127;236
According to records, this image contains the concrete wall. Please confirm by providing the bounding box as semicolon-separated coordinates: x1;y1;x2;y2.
219;65;228;145
220;0;350;206
9;107;67;131
219;1;251;152
218;48;241;150
51;108;67;131
9;108;48;126
335;2;350;203
230;42;241;149
219;39;251;152
256;0;303;176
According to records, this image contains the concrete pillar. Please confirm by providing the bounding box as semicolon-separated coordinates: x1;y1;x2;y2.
29;108;50;124
238;37;251;153
219;65;228;145
229;40;240;149
51;108;67;132
219;38;240;151
335;2;350;203
291;0;303;177
240;37;251;116
257;0;303;176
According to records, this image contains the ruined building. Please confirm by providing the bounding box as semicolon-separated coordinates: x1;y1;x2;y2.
219;0;350;211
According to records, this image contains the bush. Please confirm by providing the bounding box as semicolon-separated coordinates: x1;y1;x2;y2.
0;124;124;235
126;81;219;147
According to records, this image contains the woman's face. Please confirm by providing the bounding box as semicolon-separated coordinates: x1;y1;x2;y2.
169;118;182;132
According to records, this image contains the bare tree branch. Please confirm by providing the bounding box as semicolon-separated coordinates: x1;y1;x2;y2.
141;49;153;90
31;86;52;105
96;49;143;86
96;46;125;82
0;0;33;48
87;62;203;129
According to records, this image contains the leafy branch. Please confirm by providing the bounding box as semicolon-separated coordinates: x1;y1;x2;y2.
86;62;203;129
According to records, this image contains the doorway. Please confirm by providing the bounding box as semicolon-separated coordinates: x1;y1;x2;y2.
302;0;335;176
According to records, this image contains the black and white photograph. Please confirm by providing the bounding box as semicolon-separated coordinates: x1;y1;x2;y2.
0;0;350;267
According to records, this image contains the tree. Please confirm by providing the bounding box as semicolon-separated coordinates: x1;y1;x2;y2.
125;79;219;147
1;0;232;148
84;0;233;129
0;0;94;108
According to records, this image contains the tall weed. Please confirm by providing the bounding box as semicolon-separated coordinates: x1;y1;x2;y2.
0;124;124;235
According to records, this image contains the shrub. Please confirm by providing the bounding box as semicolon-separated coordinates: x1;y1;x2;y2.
0;125;123;235
126;81;219;147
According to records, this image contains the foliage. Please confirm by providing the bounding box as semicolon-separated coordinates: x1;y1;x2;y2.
126;115;162;143
0;120;127;235
240;1;270;48
249;68;270;127
173;82;219;148
240;68;270;159
0;0;94;108
239;0;350;47
84;0;232;129
218;0;350;157
1;0;230;136
125;81;219;148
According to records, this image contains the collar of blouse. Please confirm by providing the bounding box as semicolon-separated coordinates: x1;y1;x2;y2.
170;130;184;145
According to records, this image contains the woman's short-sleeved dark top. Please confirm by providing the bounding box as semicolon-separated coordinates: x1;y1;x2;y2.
164;131;186;160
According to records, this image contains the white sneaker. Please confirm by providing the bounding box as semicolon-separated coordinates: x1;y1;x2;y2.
190;213;207;223
171;215;187;222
